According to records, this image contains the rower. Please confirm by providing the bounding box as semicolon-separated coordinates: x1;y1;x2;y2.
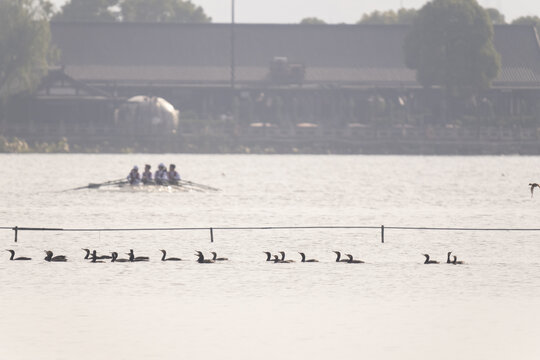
154;163;168;185
141;164;154;185
127;165;140;185
168;164;181;185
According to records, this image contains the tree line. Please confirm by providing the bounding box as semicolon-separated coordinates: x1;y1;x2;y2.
0;0;210;100
52;0;211;23
301;7;539;31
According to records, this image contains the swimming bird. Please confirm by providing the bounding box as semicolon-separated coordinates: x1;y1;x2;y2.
263;251;273;261
210;252;228;261
452;256;465;265
333;251;350;263
298;252;318;262
5;250;31;261
127;249;149;262
279;251;294;263
90;250;105;263
422;254;439;264
272;255;293;263
195;251;214;263
345;254;364;264
44;251;67;262
111;252;130;263
530;183;540;197
446;251;453;264
159;250;182;261
83;248;111;260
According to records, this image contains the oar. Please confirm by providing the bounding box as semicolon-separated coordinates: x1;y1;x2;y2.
152;181;203;192
93;180;128;188
179;180;220;192
170;183;204;192
64;178;126;191
166;184;192;192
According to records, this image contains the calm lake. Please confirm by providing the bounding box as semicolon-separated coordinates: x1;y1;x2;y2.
0;154;539;359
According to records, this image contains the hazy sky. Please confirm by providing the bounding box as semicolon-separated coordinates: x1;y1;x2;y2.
50;0;538;23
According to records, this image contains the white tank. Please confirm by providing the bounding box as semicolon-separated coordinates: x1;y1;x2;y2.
116;95;179;132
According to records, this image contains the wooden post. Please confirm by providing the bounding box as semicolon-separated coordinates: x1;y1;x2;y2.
381;225;384;243
13;226;18;243
210;227;214;243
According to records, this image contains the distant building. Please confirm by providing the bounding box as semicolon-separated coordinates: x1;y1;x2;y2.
4;22;540;151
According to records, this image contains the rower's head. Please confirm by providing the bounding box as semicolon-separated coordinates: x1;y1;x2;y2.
158;163;165;169
169;164;176;170
132;165;138;172
145;164;151;170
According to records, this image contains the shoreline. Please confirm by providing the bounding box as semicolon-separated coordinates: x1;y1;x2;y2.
3;136;540;155
5;124;540;155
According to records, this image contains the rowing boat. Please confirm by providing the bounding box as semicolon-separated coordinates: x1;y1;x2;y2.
116;182;188;192
65;178;219;192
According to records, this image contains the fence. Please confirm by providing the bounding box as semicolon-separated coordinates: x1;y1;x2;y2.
3;225;540;244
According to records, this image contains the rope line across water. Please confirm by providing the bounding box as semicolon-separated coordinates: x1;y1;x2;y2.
4;224;540;243
3;225;540;232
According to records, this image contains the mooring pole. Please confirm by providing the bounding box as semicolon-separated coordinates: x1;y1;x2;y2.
381;225;384;243
210;227;214;243
13;226;18;243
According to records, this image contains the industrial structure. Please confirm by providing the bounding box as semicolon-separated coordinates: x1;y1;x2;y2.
3;22;540;153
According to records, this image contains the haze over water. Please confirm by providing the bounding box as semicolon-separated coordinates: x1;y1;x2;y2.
0;154;539;359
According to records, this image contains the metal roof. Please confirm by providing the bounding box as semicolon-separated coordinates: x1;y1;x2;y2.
50;22;540;88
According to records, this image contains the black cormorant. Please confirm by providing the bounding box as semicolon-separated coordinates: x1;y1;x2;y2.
83;248;111;260
263;252;273;261
44;251;67;262
5;250;31;261
90;250;105;263
272;255;293;263
422;254;439;264
452;255;464;265
333;251;350;263
298;252;318;262
195;251;214;263
111;252;130;262
345;254;364;263
127;249;149;262
210;251;229;261
159;250;182;261
446;251;453;264
210;252;228;261
279;251;295;263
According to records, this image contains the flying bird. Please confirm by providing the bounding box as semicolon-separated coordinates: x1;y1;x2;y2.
530;183;540;197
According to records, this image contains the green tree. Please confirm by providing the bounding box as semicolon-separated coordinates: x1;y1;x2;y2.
53;0;119;22
512;16;540;33
404;0;500;108
300;17;326;25
0;0;52;99
485;8;506;24
358;8;418;24
120;0;211;23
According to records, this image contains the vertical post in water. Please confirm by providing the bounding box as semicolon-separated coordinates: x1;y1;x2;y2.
210;227;214;243
381;225;384;243
13;226;18;243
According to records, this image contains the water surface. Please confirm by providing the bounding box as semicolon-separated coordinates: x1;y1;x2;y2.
0;154;539;359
